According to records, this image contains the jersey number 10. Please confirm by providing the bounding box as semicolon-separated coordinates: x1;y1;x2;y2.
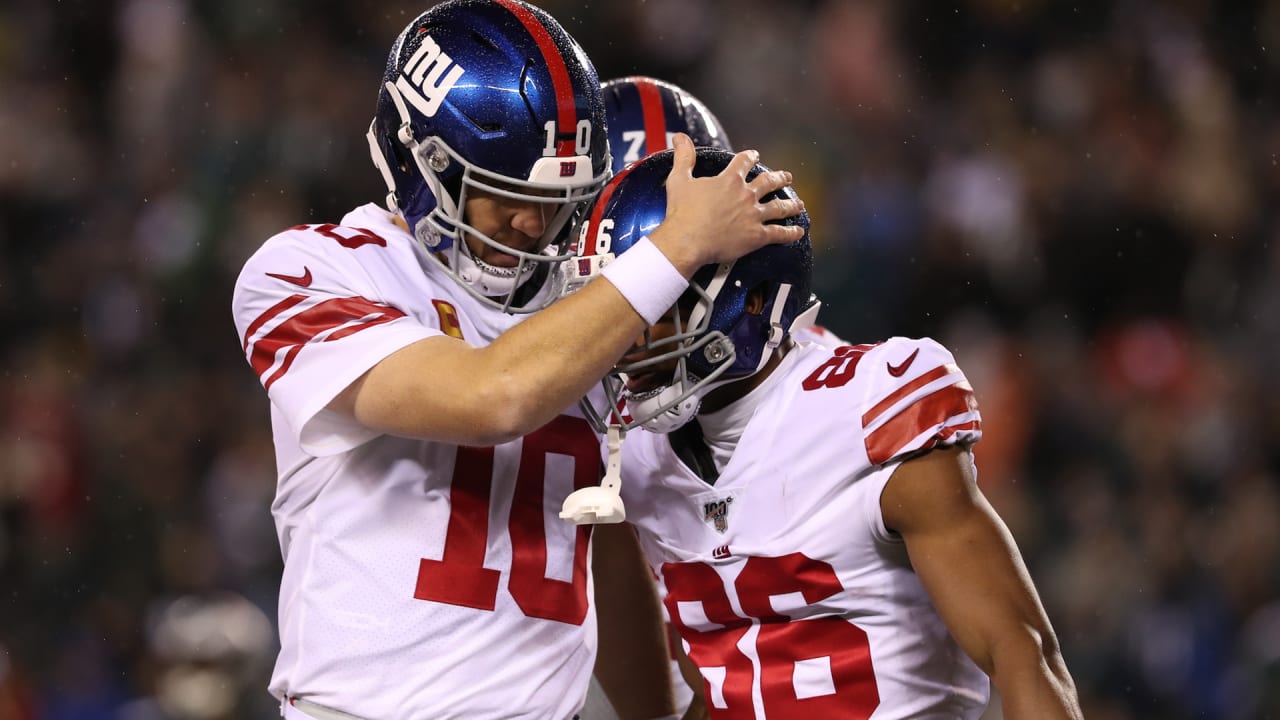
413;414;599;625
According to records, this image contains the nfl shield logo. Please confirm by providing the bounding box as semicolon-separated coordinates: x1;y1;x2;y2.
560;161;575;177
703;498;732;534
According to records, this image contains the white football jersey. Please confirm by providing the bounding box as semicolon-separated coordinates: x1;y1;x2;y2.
618;338;990;719
791;323;845;349
232;204;601;719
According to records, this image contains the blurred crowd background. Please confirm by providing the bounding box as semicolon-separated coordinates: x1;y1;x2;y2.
2;0;1278;718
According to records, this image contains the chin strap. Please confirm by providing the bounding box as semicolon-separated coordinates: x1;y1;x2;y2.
601;423;624;495
366;120;399;214
367;80;419;215
762;283;793;367
559;424;627;524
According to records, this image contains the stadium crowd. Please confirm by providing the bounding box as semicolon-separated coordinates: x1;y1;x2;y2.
1;0;1278;717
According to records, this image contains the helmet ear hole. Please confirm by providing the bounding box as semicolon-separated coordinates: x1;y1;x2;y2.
745;286;767;316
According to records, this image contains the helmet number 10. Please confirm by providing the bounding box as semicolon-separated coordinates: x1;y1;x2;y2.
543;119;593;157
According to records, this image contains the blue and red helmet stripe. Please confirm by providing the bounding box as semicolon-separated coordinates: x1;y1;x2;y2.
494;0;579;156
633;78;670;158
581;162;639;256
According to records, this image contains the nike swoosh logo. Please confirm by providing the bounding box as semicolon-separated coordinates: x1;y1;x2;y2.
886;348;919;377
266;267;313;287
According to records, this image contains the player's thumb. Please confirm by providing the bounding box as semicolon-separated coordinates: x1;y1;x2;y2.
669;133;694;178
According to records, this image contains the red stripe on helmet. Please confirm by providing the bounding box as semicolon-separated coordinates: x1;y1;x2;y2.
635;78;669;157
494;0;579;156
581;163;637;256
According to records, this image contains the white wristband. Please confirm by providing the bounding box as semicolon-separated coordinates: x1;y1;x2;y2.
599;237;688;325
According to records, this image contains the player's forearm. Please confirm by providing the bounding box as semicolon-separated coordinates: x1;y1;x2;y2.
474;278;655;439
592;524;677;719
679;695;708;720
338;276;648;445
988;633;1083;720
676;648;709;720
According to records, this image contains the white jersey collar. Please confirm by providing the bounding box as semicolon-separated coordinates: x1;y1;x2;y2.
696;348;801;472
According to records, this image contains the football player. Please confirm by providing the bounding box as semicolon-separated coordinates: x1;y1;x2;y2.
230;1;805;717
585;75;848;720
588;74;738;720
567;148;1083;719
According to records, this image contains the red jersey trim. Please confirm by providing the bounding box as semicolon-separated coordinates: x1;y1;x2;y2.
864;384;980;465
246;296;408;391
862;363;957;428
242;294;307;352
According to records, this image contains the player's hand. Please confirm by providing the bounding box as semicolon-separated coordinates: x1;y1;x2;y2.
650;133;805;274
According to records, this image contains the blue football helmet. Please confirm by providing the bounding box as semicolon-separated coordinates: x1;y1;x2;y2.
367;0;611;312
601;76;732;174
567;147;819;433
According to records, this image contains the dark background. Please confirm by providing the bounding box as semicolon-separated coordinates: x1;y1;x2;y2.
2;0;1278;718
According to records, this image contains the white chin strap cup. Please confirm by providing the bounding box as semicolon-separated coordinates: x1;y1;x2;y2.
559;486;626;525
560;426;627;525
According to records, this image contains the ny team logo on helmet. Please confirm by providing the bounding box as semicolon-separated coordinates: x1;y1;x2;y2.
569;147;819;433
601;76;732;174
368;0;611;313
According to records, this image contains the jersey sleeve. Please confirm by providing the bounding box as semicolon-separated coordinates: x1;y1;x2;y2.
858;337;981;467
231;225;440;455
